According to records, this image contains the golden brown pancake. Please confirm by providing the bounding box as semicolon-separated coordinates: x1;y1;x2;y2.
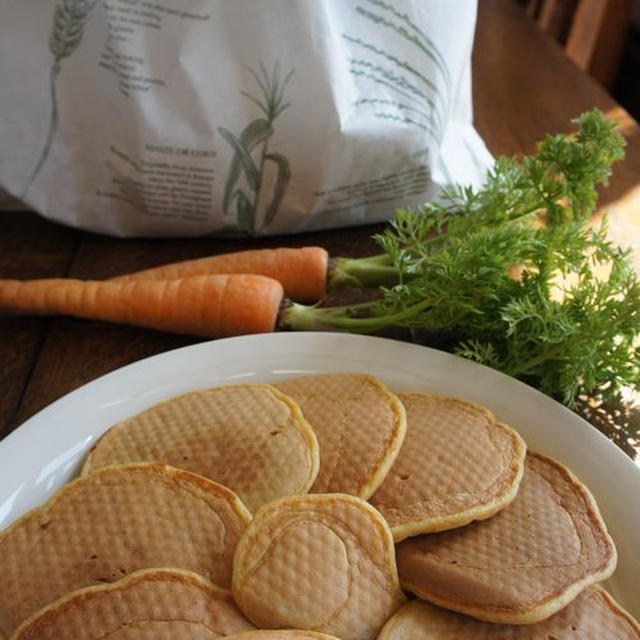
82;384;319;513
377;586;639;639
232;494;406;640
274;373;406;499
396;452;617;624
98;623;219;639
0;463;251;636
370;393;526;540
226;632;342;640
9;568;255;640
99;623;220;639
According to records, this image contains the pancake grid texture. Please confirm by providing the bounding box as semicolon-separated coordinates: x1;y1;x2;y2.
89;622;220;639
232;494;406;640
377;586;640;639
370;393;526;539
82;384;320;513
275;373;406;499
0;463;251;636
396;452;617;624
10;568;256;640
226;632;343;640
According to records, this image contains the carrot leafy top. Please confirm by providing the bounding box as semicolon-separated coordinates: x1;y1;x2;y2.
285;110;639;407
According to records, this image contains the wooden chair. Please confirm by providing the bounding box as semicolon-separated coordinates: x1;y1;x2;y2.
521;0;633;88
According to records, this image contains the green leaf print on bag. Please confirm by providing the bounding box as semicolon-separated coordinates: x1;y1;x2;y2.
218;63;293;235
262;152;291;228
221;119;273;214
23;0;98;196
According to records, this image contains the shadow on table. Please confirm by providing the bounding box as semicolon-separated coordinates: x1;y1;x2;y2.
575;395;640;462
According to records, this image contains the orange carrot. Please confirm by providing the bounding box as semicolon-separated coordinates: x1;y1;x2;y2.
0;274;284;337
111;246;329;303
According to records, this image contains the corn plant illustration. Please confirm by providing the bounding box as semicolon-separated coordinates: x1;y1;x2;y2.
23;0;97;196
218;63;293;234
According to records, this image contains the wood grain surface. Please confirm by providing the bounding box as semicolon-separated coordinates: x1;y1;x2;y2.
1;0;639;454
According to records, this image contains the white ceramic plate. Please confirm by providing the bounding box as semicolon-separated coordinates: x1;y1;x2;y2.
0;333;638;617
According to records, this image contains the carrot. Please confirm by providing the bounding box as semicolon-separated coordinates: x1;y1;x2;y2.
0;274;284;337
111;246;329;303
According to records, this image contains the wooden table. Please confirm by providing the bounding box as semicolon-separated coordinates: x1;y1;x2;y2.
2;0;639;456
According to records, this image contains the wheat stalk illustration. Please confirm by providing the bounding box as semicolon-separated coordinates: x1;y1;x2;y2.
23;0;98;196
218;62;294;234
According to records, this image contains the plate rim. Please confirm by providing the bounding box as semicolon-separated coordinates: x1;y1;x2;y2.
2;332;636;467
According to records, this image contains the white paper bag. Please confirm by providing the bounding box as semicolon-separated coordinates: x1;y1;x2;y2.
0;0;492;236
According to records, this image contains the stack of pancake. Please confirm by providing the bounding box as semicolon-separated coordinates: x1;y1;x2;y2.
0;373;637;640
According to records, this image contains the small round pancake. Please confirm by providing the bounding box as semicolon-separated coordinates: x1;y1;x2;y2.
98;624;217;639
377;586;640;639
0;463;251;636
370;393;526;540
396;452;617;624
227;632;342;640
10;568;256;640
274;373;406;499
82;384;320;513
232;494;406;640
93;624;221;640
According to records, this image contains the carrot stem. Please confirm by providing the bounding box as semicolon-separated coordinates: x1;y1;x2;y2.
281;297;436;333
328;254;399;290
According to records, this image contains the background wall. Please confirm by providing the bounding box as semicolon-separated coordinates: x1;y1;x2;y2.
516;0;640;121
613;0;640;120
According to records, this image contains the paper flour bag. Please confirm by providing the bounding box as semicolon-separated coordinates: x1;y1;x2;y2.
0;0;492;236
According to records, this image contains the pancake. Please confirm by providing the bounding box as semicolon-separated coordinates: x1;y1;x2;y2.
377;586;640;639
9;568;256;640
98;624;220;639
81;384;319;513
226;632;342;640
275;373;406;499
396;451;617;624
232;493;406;640
0;463;251;636
370;393;526;540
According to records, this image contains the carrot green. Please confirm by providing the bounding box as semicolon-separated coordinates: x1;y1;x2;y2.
283;110;640;406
